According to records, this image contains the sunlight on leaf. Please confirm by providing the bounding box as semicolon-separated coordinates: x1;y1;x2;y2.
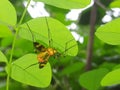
18;17;78;56
35;0;91;9
101;68;120;86
0;24;12;37
95;18;120;45
110;0;120;8
11;54;52;88
0;0;15;37
0;0;17;26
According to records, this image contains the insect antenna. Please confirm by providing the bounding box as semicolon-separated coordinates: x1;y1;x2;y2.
26;23;35;43
45;17;52;48
26;23;45;52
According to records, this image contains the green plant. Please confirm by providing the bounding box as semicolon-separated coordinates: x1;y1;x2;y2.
0;0;90;90
3;0;120;90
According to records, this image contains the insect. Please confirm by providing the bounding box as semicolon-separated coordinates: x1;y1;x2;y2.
24;17;77;69
25;17;58;69
34;42;57;68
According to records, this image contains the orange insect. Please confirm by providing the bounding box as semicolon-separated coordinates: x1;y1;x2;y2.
26;18;57;69
25;17;76;69
37;47;56;68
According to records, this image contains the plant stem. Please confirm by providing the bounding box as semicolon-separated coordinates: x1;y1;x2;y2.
85;0;97;70
18;0;31;25
6;0;31;90
82;1;97;90
6;29;19;90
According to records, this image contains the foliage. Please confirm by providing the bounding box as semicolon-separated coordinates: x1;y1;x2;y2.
35;0;91;9
11;54;52;88
1;0;120;90
95;18;120;45
79;68;109;90
110;0;120;8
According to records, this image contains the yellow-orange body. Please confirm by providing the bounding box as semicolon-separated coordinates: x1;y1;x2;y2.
37;48;56;68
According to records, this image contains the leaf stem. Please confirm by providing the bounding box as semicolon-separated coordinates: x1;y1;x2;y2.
6;0;31;90
6;29;18;90
18;0;31;25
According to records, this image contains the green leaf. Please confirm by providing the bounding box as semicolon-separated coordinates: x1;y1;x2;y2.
0;51;8;64
113;64;120;70
95;18;120;45
35;0;91;9
0;0;17;26
18;17;78;56
11;54;52;88
101;68;120;86
0;24;12;37
60;62;85;75
99;62;117;71
110;0;120;8
0;36;13;47
0;0;16;37
13;39;34;57
79;68;109;90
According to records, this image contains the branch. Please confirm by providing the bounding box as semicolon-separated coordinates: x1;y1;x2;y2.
85;0;97;71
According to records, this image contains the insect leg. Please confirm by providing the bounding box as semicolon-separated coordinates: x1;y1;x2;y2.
64;39;74;55
12;63;39;80
24;62;39;70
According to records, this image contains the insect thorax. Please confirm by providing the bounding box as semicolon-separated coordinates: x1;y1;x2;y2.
47;48;57;56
